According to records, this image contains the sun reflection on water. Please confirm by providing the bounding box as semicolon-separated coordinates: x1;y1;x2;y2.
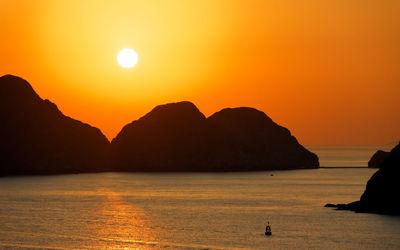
91;188;159;249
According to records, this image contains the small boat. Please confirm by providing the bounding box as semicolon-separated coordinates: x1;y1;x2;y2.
265;222;272;236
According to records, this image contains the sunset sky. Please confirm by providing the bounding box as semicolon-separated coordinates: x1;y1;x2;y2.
1;0;399;145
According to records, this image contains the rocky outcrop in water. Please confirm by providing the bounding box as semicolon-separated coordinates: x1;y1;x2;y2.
111;101;319;171
326;141;400;215
0;75;110;176
368;150;389;168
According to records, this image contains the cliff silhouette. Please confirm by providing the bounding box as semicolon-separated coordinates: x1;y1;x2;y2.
1;75;319;176
0;75;110;176
111;101;319;171
326;141;400;215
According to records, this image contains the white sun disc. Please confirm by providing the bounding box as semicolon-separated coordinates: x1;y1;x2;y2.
117;48;138;68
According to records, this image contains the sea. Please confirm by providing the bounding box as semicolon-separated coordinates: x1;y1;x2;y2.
0;145;399;249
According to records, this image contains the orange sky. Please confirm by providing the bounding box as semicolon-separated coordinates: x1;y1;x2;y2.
1;0;399;145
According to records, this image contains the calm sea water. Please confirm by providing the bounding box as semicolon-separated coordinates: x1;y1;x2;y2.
0;147;399;249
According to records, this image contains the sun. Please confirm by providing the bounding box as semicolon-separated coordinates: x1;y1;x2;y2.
117;48;138;68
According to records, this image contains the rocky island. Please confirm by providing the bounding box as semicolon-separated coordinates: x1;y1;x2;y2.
111;101;319;171
326;141;400;215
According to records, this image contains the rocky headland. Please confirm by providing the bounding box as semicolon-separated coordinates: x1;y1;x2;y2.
326;142;400;215
0;75;110;176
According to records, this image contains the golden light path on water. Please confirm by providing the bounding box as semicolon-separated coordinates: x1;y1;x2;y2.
90;188;159;249
90;189;214;249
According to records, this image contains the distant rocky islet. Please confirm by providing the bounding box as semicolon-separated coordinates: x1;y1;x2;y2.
368;150;390;168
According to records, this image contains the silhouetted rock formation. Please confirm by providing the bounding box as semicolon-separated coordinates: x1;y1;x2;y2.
111;101;209;171
326;142;400;215
111;101;319;171
0;75;110;176
368;150;389;168
1;75;319;175
207;108;319;170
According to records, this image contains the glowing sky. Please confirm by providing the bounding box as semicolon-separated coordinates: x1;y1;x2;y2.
1;0;399;145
